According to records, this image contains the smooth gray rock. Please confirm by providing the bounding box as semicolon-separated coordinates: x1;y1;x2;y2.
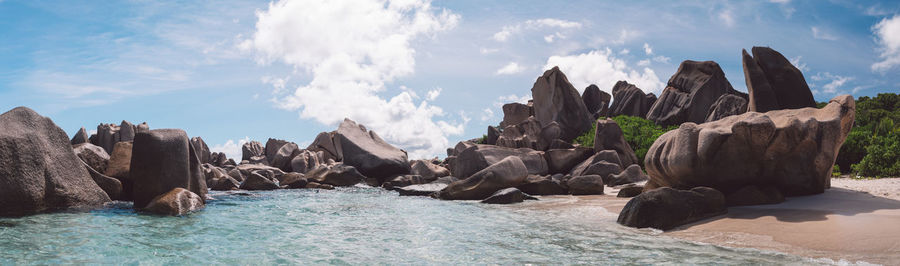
617;187;726;230
500;103;533;129
239;172;279;191
71;127;90;145
410;160;450;180
333;118;410;183
566;175;605;195
437;156;529;200
545;147;593;174
190;137;211;164
265;138;289;165
306;164;367;187
397;183;448;196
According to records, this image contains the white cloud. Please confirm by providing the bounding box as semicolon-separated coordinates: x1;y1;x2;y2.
480;108;494;121
619;48;630;55
496;62;525;75
211;136;250;161
789;56;809;72
872;15;900;72
544;48;665;95
240;0;463;159
636;59;651;67
718;8;735;28
812;72;854;94
426;87;442;101
613;29;642;44
492;18;581;42
479;47;498;54
811;27;838;41
768;0;790;3
643;43;653;55
652;55;671;64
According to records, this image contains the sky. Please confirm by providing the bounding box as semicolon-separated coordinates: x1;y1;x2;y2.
1;0;899;160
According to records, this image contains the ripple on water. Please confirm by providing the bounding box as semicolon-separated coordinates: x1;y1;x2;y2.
0;187;830;264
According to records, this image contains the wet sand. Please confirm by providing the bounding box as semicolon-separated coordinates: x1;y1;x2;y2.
535;179;900;264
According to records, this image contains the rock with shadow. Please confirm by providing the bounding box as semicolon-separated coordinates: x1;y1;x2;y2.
617;187;726;230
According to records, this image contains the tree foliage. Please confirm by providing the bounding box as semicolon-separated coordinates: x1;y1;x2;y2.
574;115;676;166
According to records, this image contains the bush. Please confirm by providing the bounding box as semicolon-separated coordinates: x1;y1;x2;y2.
852;133;900;177
838;93;900;177
574;115;676;166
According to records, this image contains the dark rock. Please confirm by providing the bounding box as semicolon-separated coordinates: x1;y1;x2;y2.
210;152;228;167
451;144;548;179
645;60;743;126
105;142;132;179
536;121;562;151
608;81;655;117
496;117;542;149
130;129;207;209
235;163;285;180
397;183;448;196
410;160;450;180
500;103;533;129
725;185;785;206
71;127;90;145
92;123;120;154
142;188;204;216
616;185;644;198
743;47;816;113
644;95;855;196
118;121;135;143
593;118;639;168
241;140;265;162
437;156;529;200
239;172;279;190
516;175;568;195
566;175;605;195
333;118;410;182
307;132;341;162
581;161;623;181
582;84;611;118
265;138;289;165
81;159;122;200
279;173;308;189
382;175;428;189
190;137;211;164
486;126;500;145
227;168;244;182
305;182;335;190
548;139;575;149
481;188;533;204
545;147;593;174
607;164;649;187
0;107;110;215
531;66;593;142
307;164;367;187
705;93;749;122
270;143;300;172
73;143;110;173
617;187;726;230
208;176;240;191
432;175;460;184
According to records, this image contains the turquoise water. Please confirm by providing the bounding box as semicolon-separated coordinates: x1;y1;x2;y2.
0;186;835;264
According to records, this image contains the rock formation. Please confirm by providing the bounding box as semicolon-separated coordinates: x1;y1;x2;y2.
333;118;410;183
645;60;746;126
130;129;207;209
437;156;529;200
608;81;655;117
73;143;110;173
500;103;533;129
592;118;639;168
617;187;726;230
582;84;611;119
644;95;855;196
531;66;593;141
451;144;548;178
0;107;110;216
143;188;204;216
704;94;749;122
190;137;211;164
743;46;816;112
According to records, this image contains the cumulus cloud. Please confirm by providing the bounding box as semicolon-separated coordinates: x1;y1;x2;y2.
544;48;665;95
872;15;900;72
496;62;525;75
426;87;442;101
240;0;463;158
643;43;653;55
480;108;494;121
492;18;581;42
718;8;735;28
811;27;838;41
811;72;854;94
211;137;250;161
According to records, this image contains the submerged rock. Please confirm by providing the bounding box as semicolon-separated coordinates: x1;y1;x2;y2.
617;187;726;230
481;188;534;204
644;95;855;196
0;107;110;216
143;188;204;216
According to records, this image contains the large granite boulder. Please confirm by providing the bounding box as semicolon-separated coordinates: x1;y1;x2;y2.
486;126;500;145
307;132;341;162
607;164;649;187
608;81;655;117
569;150;622;176
593;118;639;168
73;143;110;173
531;66;593;141
545;147;593;174
265;138;289;165
190;137;211;164
333;118;410;182
646;60;744;126
500;103;533;129
617;187;726;230
644;95;855;196
582;84;611;118
743;47;816;113
451;144;548;178
209;152;228;167
290;149;322;174
270;143;300;172
496;117;542;149
516;174;568;195
239;172;279;191
143;187;204;216
306;163;367;187
91;123;120;154
130;129;207;209
118;121;135;142
410;160;450;180
481;188;534;204
705;93;749;122
437;156;529;200
104;141;133;179
0;107;110;215
71;127;90;145
241;140;265;162
566;175;605;195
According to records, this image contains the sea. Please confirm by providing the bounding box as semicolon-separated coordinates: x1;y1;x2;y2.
0;186;861;265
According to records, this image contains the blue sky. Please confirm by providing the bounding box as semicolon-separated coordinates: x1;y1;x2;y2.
1;0;899;159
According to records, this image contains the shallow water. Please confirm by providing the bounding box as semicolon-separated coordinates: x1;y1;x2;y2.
0;186;836;264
